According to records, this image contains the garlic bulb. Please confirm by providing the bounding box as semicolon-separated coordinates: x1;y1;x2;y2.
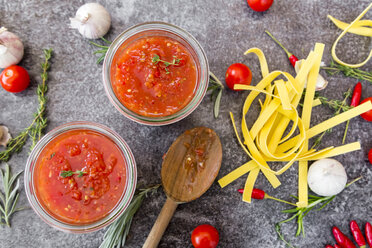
70;3;111;39
0;125;12;147
0;27;24;68
295;59;328;91
307;159;347;197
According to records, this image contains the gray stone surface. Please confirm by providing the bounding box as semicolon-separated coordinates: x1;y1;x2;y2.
0;0;372;247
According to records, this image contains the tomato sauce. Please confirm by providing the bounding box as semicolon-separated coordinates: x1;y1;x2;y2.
34;130;126;224
111;36;197;117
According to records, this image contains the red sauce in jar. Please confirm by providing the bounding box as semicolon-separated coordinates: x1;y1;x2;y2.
34;129;126;224
111;36;197;117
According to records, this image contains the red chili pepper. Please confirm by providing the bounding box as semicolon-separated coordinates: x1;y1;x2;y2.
333;226;357;248
265;30;299;67
334;245;342;248
350;220;366;247
365;222;372;247
325;245;334;248
350;82;362;107
237;188;296;205
368;148;372;165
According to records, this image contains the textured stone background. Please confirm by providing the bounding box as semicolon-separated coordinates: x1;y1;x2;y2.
0;0;372;247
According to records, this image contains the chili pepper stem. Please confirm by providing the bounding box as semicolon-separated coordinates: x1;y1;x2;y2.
265;194;297;206
342;120;350;144
265;30;293;58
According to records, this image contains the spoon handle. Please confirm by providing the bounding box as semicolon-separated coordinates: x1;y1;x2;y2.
142;197;178;248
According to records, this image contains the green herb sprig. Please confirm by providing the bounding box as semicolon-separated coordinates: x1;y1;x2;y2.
208;72;224;118
322;60;372;85
0;49;53;162
90;37;111;64
311;89;352;149
275;177;361;247
0;164;25;227
60;170;87;178
99;184;160;248
152;54;180;74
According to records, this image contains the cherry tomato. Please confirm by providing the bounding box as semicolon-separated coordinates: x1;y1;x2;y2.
0;65;30;93
247;0;274;12
368;148;372;165
360;97;372;122
225;63;252;91
191;224;219;248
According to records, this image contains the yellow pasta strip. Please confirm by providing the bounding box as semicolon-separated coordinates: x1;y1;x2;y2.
313;98;321;107
243;167;260;203
328;16;372;36
330;3;372;68
218;160;256;188
275;80;291;110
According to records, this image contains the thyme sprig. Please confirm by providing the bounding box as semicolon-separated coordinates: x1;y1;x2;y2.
208;72;224;118
0;164;25;227
275;177;361;248
322;60;372;84
90;37;111;64
311;89;352;149
0;49;53;162
152;54;180;74
60;170;87;178
99;184;160;248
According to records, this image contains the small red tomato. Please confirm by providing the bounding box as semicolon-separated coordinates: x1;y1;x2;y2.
368;148;372;165
360;97;372;122
225;63;252;91
0;65;30;93
247;0;274;12
191;224;219;248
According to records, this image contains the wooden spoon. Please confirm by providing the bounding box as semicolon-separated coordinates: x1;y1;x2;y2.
142;127;222;248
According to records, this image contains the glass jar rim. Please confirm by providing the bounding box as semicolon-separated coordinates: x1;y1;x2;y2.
24;121;137;233
102;21;209;126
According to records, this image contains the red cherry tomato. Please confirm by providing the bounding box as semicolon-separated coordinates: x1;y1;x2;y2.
360;97;372;122
225;63;252;91
0;65;30;93
247;0;274;12
368;148;372;165
191;224;219;248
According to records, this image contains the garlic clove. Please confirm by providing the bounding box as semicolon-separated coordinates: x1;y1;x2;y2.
0;27;24;68
0;125;12;147
70;3;111;40
295;60;329;91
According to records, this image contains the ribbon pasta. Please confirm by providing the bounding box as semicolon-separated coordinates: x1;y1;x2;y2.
218;44;372;206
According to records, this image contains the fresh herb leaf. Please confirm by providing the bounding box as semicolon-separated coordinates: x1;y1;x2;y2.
208;72;225;118
99;184;160;248
0;164;25;227
0;49;53;162
322;60;372;85
60;170;87;178
50;152;55;159
90;37;111;64
152;54;180;74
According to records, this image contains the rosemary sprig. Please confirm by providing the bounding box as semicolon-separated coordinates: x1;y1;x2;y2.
152;54;180;74
311;89;352;149
322;60;372;85
99;184;160;248
60;170;87;178
0;49;53;162
0;164;24;227
90;37;111;64
275;177;362;247
208;72;224;118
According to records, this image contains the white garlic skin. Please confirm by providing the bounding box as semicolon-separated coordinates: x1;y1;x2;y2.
0;125;12;147
70;3;111;39
294;59;328;91
307;158;347;197
0;27;24;68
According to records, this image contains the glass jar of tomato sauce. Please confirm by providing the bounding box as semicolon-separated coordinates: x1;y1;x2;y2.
24;122;137;233
102;22;209;125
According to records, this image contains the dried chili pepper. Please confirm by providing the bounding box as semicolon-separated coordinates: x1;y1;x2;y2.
365;222;372;247
333;226;357;248
350;220;366;248
325;245;334;248
237;188;296;205
265;30;299;67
